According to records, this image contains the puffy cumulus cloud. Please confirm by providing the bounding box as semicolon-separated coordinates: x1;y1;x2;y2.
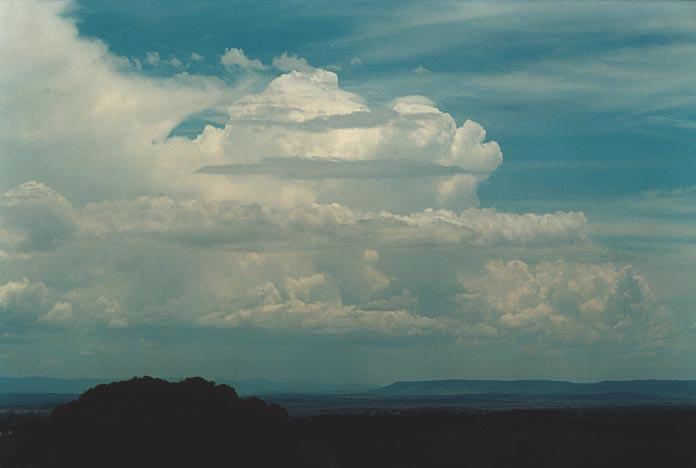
228;69;368;123
195;74;503;210
0;182;592;338
198;273;441;335
0;181;597;340
164;57;183;68
0;278;54;326
0;184;668;350
50;245;428;336
220;47;268;71
457;260;671;344
0;252;670;346
272;52;315;73
217;84;501;172
0;181;78;252
0;277;127;329
66;251;666;346
37;301;74;325
145;51;160;65
448;120;503;172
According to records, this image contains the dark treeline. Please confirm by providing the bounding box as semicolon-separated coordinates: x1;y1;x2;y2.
1;377;300;468
296;409;696;467
1;377;696;467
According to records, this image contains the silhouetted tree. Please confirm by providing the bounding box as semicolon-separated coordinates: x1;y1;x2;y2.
4;376;302;468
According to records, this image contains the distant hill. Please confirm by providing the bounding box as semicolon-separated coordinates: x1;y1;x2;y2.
0;377;111;394
0;393;77;410
5;376;696;400
220;378;377;395
375;379;696;398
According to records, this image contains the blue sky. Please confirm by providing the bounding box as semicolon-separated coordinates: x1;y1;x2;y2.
70;1;696;202
1;1;695;383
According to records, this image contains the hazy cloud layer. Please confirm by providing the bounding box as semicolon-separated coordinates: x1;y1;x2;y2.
1;182;589;252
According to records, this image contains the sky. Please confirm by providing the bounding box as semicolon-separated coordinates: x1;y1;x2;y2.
1;0;695;384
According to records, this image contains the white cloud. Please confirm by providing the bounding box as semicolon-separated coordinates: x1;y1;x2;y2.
164;57;183;68
0;181;77;251
0;252;669;344
0;0;680;377
145;51;160;65
38;302;74;325
272;52;315;73
0;278;85;328
457;260;671;344
199;273;440;335
0;0;245;203
0;180;594;338
228;69;367;122
448;120;502;172
197;74;503;210
0;0;504;212
0;181;588;255
220;47;268;71
0;278;53;326
72;193;589;248
210;298;441;335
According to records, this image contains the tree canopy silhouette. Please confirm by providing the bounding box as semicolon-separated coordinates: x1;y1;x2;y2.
5;376;302;468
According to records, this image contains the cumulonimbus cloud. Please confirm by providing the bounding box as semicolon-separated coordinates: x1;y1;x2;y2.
0;0;676;377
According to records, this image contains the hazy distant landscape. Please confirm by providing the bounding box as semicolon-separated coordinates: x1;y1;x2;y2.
3;377;696;416
1;377;695;467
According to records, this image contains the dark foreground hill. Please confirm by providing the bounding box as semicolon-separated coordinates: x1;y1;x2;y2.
2;377;696;468
2;376;301;468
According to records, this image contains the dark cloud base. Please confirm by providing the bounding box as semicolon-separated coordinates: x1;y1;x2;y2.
197;157;478;179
